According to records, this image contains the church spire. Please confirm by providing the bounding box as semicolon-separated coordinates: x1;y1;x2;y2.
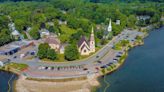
108;19;112;32
91;26;94;35
89;26;95;53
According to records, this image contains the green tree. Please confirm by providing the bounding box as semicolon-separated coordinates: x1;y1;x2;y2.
37;43;50;59
127;15;137;28
64;44;79;61
121;40;130;47
47;49;57;60
29;26;40;40
112;24;121;36
0;28;13;46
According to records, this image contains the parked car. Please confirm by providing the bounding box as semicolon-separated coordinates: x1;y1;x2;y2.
116;55;122;57
30;51;36;55
107;62;113;66
100;65;107;69
13;56;17;59
83;68;88;71
118;52;123;54
97;61;102;64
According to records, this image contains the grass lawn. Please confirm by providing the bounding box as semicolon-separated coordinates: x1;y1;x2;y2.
55;54;67;62
59;25;77;43
113;42;122;50
42;54;67;62
5;63;28;71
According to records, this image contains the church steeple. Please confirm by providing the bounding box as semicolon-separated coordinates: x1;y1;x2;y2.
108;19;112;32
89;26;95;53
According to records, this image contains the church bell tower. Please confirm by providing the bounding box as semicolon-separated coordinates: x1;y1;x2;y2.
89;27;95;53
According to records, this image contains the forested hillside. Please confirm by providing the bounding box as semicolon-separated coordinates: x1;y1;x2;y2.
0;0;163;3
89;0;164;3
0;0;163;46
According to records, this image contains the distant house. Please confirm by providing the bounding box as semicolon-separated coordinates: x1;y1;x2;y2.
8;22;15;31
45;36;60;50
45;36;65;54
0;58;10;67
137;15;150;20
59;45;65;54
40;29;50;38
78;27;95;55
103;19;112;39
12;30;20;36
58;20;67;25
116;20;120;25
11;30;21;40
47;22;54;26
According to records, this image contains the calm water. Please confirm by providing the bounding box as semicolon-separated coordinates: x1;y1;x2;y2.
97;27;164;92
0;71;17;92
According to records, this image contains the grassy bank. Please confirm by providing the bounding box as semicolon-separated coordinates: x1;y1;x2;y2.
27;76;87;82
0;63;28;75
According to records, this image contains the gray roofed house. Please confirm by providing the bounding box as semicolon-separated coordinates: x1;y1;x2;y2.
45;36;61;52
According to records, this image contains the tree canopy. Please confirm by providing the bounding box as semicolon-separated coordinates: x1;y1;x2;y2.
0;0;163;46
64;44;80;61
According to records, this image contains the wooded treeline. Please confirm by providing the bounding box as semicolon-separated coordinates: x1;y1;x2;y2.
0;0;163;46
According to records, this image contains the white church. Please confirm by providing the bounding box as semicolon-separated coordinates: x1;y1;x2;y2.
103;19;112;39
78;27;95;55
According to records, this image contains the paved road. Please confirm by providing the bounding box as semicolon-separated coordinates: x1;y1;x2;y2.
11;29;144;79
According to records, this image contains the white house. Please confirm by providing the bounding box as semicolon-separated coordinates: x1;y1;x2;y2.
40;29;50;38
58;20;67;25
12;30;20;36
11;30;21;40
116;20;120;25
8;22;16;31
78;27;95;55
59;45;65;54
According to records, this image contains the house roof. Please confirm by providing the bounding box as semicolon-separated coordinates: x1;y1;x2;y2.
78;36;88;47
12;30;20;36
45;36;60;45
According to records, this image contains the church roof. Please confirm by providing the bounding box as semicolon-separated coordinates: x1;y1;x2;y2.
78;36;89;47
80;43;90;51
